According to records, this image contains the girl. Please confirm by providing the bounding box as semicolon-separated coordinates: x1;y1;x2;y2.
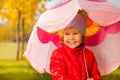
50;13;101;80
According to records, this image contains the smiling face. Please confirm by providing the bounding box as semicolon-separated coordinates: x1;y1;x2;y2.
63;27;83;48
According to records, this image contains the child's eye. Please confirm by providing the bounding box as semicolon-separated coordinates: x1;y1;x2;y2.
74;33;78;35
64;33;69;35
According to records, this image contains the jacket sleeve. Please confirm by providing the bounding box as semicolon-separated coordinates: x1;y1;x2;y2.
50;50;71;80
91;55;102;80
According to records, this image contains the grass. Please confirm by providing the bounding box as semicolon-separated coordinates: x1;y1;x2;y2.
0;59;52;80
0;42;17;59
0;59;119;80
0;42;52;80
102;67;120;80
0;42;120;80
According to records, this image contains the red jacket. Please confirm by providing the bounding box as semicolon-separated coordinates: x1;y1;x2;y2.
50;45;101;80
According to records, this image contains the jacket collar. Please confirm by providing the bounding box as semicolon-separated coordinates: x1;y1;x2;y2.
63;44;82;52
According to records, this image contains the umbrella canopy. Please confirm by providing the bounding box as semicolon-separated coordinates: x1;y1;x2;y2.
24;0;120;76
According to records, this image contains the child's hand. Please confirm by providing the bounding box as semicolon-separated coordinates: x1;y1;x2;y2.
87;78;94;80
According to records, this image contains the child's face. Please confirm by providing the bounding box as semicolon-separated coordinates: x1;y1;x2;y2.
63;27;83;48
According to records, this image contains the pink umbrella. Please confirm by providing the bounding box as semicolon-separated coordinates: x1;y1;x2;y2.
24;0;120;76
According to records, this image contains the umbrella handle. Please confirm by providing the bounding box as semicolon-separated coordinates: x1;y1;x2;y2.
82;45;89;79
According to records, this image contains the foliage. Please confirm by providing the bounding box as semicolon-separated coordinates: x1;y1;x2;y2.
0;0;50;41
0;0;48;26
0;0;50;60
0;25;16;41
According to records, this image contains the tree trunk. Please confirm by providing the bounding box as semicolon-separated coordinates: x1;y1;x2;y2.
21;17;25;58
16;11;21;60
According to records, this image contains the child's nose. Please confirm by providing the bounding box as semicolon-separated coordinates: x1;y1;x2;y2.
69;35;74;39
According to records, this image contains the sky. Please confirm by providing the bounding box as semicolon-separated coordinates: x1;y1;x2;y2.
0;16;8;24
45;0;66;8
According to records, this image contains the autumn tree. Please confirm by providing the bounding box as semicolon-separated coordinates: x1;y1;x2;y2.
0;0;50;60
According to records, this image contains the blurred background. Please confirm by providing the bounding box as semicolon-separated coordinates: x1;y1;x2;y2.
0;0;119;80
